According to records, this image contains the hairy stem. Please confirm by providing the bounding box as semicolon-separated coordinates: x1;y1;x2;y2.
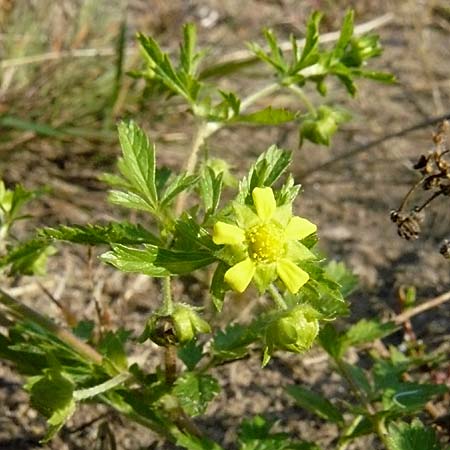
288;84;316;114
268;284;288;310
162;276;173;315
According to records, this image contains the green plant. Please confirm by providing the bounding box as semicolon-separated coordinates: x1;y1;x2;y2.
0;10;448;450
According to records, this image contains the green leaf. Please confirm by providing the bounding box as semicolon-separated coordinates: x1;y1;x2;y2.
318;323;343;359
159;173;198;208
212;323;256;361
108;189;155;213
238;415;321;450
101;243;216;276
72;320;95;341
294;11;322;71
178;340;204;371
199;166;223;219
323;260;358;297
155;247;216;274
334;10;354;56
173;216;217;252
382;382;448;412
177;433;224;450
180;23;198;76
218;90;241;116
1;238;55;275
137;31;200;102
98;330;130;372
210;262;228;311
26;369;76;442
40;222;160;246
234;107;297;125
116;121;158;208
101;244;169;277
343;319;398;349
286;385;344;424
340;362;372;396
173;373;220;417
387;419;443;450
239;145;292;203
296;261;349;319
248;29;287;74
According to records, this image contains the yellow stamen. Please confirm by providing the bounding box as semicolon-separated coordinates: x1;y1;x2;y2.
246;222;284;263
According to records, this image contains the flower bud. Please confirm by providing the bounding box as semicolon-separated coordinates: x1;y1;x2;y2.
264;305;319;357
342;35;382;67
171;304;211;344
300;106;348;146
140;304;210;347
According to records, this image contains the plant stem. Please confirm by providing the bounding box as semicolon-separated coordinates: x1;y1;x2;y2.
288;84;316;114
267;284;288;310
74;372;131;400
162;276;173;315
239;82;280;111
165;344;177;386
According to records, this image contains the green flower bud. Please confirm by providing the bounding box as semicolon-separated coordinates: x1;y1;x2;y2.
172;304;211;344
342;35;382;68
264;305;319;360
140;304;211;347
300;106;350;146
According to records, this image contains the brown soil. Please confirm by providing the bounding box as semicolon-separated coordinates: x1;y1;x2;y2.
0;1;449;449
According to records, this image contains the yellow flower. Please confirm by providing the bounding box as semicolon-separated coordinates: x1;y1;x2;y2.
213;187;317;294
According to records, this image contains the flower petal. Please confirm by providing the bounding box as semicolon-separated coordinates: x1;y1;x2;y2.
276;259;309;294
285;216;317;240
225;258;255;293
213;221;245;246
252;187;276;221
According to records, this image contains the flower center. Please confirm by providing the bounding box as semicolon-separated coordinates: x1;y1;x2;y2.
246;222;285;263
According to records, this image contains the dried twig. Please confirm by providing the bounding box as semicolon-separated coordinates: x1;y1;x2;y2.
394;290;450;325
0;13;394;72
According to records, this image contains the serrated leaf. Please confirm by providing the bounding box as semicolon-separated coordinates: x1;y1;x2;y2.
199;166;223;219
155;247;216;274
234;107;296;125
173;216;217;252
293;11;322;72
101;244;168;276
296;261;349;319
116;121;158;208
98;330;130;372
318;323;343;359
108;189;155;213
218;90;241;116
0;238;55;275
210;262;228;311
159;173;198;208
177;433;224;450
178;340;204;371
286;385;344;424
173;373;220;417
343;319;398;349
383;382;448;412
238;415;321;450
239;146;292;203
26;369;75;442
40;222;159;246
334;10;354;56
180;23;198;76
324;260;358;297
212;323;256;361
101;243;216;276
340;362;372;396
387;420;443;450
